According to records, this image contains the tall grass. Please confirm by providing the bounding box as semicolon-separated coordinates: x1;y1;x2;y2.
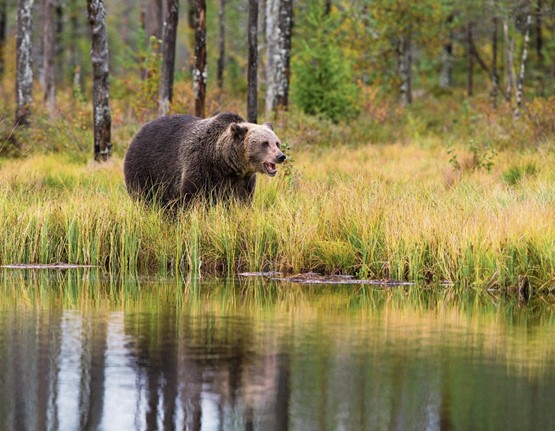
1;73;554;290
1;140;554;290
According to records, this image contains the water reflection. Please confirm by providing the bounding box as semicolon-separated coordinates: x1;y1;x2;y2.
1;272;555;430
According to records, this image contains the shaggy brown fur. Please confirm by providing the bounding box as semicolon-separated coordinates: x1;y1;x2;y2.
124;112;285;207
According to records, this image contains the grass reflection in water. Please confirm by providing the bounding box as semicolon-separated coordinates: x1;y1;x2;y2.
0;271;554;431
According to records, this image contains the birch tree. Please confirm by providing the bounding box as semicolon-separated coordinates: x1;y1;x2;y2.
43;0;55;113
194;0;206;118
247;0;258;123
514;14;532;120
159;0;179;116
87;0;112;161
398;33;412;105
265;0;293;115
276;0;292;109
16;0;34;127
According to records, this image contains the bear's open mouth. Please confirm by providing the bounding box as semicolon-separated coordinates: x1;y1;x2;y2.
263;162;277;176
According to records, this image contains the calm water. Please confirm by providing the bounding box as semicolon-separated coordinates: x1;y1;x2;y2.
1;272;555;431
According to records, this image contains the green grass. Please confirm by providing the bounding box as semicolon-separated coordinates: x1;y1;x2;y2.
0;140;554;291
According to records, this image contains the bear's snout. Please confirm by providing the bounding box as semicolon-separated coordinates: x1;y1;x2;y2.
277;153;286;163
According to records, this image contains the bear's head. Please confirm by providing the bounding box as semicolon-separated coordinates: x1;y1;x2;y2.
230;122;286;177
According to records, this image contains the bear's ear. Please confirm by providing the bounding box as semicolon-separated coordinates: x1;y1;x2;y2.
230;123;248;139
263;122;273;131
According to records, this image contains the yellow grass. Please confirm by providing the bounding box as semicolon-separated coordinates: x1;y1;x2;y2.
1;138;554;290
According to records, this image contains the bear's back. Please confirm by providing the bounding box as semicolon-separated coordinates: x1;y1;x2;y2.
124;115;200;204
124;112;247;207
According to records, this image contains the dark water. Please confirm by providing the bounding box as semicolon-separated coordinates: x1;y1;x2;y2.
1;272;555;431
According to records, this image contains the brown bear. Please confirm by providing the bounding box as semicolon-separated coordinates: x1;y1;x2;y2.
123;112;286;207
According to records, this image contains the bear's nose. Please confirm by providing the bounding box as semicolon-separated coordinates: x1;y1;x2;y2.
277;153;286;163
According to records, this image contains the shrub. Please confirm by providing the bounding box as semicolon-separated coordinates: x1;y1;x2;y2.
292;4;360;123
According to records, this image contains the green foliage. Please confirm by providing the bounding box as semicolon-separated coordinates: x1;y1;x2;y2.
446;140;461;171
472;141;497;173
110;32;162;120
503;163;537;185
292;3;360;122
137;36;163;115
280;140;299;187
446;140;497;173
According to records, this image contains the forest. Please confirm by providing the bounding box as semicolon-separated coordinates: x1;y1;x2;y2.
0;0;554;290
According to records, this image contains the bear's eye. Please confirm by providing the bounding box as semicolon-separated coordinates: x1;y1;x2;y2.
276;142;281;149
262;141;269;148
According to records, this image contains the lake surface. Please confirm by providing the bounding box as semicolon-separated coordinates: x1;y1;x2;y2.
1;271;555;431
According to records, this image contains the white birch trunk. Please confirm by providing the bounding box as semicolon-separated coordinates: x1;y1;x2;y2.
265;0;279;116
439;42;453;89
514;14;532;120
265;0;292;115
398;34;412;105
16;0;34;126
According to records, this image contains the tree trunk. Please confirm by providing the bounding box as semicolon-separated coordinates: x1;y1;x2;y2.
187;0;195;30
265;0;293;115
35;0;44;87
466;21;474;97
194;0;206;118
258;0;266;89
514;14;532;120
146;0;163;40
535;0;544;95
87;0;112;161
159;0;179;116
491;7;499;107
439;15;454;89
54;0;64;81
247;0;258;123
276;0;292;109
503;20;516;101
324;0;331;15
69;0;81;98
42;0;55;113
536;0;543;64
398;33;412;105
0;0;7;77
265;0;278;115
16;0;34;127
217;0;225;90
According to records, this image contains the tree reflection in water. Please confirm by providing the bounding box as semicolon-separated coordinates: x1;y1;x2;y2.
1;276;555;430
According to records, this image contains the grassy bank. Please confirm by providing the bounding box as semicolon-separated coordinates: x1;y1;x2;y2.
1;136;554;290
